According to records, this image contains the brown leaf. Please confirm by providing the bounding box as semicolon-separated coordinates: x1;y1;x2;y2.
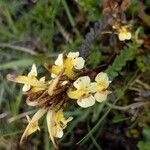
102;0;118;15
120;0;131;11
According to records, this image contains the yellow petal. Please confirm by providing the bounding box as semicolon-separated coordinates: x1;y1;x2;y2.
67;52;79;58
55;128;64;138
55;53;63;66
95;72;110;91
118;32;126;41
20;108;47;144
26;115;40;131
28;64;37;77
73;76;91;89
77;95;95;108
67;88;89;99
73;57;85;70
39;76;45;82
51;65;63;76
126;32;132;40
61;116;73;127
94;92;107;102
64;57;74;79
89;82;97;93
95;72;109;83
46;109;58;149
29;87;45;93
7;74;46;88
51;73;57;78
22;84;31;92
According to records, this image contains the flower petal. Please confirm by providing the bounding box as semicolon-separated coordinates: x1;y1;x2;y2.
51;65;63;76
77;95;95;108
89;82;97;93
39;76;45;82
7;74;46;88
46;109;58;149
73;76;91;89
118;32;126;41
55;128;64;138
95;72;110;91
95;72;109;82
22;84;31;92
67;52;79;59
73;57;85;70
51;73;57;78
94;92;107;102
67;89;84;99
126;32;132;40
55;53;63;66
28;64;37;77
64;57;74;79
20;108;47;144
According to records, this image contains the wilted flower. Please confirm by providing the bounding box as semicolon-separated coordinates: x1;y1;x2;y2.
7;63;73;149
51;52;85;79
20;108;72;149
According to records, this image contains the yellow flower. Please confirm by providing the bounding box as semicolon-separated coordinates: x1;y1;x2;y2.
47;109;73;143
20;108;47;144
22;64;37;92
94;72;111;102
51;52;85;79
67;76;96;108
7;64;47;93
118;26;132;41
20;108;72;149
68;73;111;107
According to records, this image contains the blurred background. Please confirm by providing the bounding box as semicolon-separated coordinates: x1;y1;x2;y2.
0;0;150;150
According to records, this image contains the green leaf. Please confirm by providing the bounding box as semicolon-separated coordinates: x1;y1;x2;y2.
0;59;34;70
106;42;141;80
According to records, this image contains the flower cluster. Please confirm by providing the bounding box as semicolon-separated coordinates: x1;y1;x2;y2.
113;25;132;41
7;52;111;149
67;73;111;108
51;52;85;79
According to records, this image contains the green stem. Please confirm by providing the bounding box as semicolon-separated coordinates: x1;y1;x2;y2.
62;0;80;36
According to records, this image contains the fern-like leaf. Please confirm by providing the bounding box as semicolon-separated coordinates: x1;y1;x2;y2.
106;42;141;80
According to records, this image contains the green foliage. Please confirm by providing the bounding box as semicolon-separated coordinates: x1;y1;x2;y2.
0;58;34;70
136;55;150;72
138;127;150;150
87;45;102;68
106;42;141;80
77;0;102;21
